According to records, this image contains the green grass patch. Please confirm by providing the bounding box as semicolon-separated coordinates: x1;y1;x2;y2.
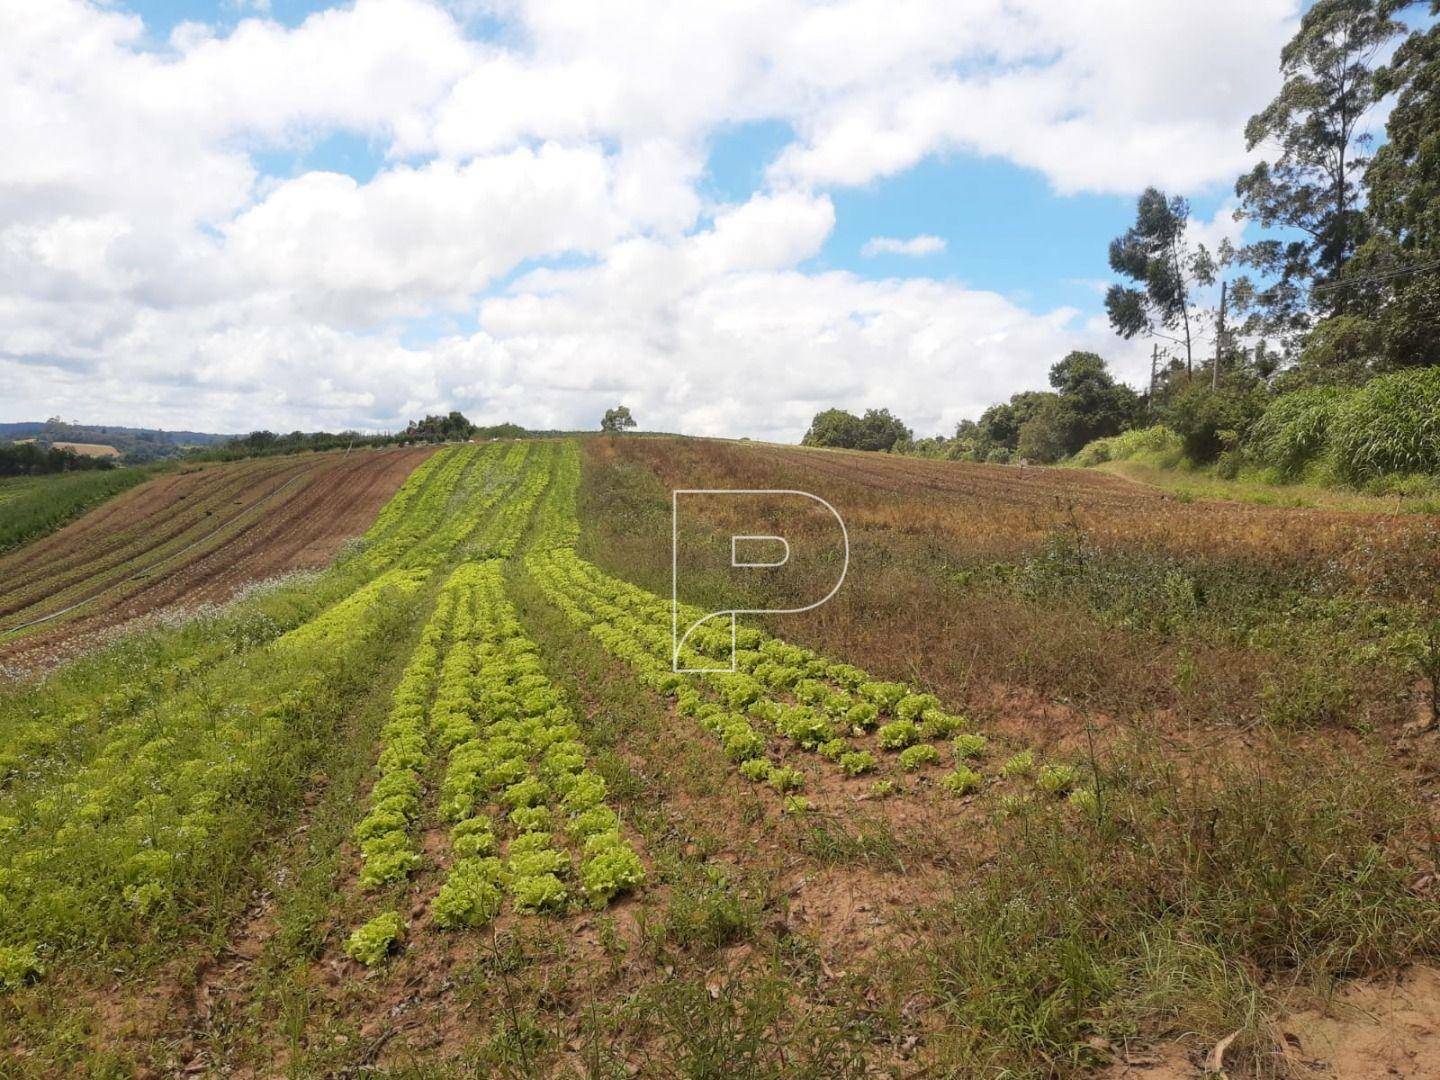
0;466;163;552
920;737;1439;1075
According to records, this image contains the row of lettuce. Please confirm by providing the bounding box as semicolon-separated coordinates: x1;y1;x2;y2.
346;560;643;964
525;443;1093;813
343;446;644;965
0;442;516;990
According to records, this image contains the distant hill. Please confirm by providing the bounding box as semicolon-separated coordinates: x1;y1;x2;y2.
0;421;234;463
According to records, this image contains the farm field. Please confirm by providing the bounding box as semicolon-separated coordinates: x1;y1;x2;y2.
0;446;436;674
0;437;1437;1077
0;469;162;556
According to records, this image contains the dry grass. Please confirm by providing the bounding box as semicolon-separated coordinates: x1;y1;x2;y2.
578;436;1440;734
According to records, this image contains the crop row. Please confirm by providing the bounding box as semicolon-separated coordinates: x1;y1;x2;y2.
0;444;523;989
0;574;419;989
524;445;1088;809
0;447;491;790
346;559;643;966
352;580;459;891
352;443;501;574
394;442;535;570
0;455;315;621
346;440;557;900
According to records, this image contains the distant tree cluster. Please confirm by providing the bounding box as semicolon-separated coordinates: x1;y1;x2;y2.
473;422;529;440
198;411;537;462
204;429;390;461
801;408;912;452
802;354;1139;466
0;442;118;477
403;411;478;442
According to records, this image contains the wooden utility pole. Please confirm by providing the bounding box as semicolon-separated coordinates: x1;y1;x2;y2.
1212;280;1227;391
1148;344;1159;415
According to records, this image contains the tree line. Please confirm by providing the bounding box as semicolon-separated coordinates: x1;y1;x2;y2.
807;1;1440;478
801;352;1141;464
0;443;120;478
193;413;537;462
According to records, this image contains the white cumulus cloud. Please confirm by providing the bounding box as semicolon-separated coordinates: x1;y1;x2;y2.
0;0;1302;438
861;235;947;257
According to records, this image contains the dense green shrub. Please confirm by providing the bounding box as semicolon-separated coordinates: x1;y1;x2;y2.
1245;386;1350;478
1160;381;1266;464
1072;425;1181;467
1330;367;1440;482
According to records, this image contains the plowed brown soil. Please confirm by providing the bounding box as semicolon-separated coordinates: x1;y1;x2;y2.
0;445;435;670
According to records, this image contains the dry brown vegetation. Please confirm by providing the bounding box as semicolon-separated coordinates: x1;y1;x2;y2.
581;436;1440;735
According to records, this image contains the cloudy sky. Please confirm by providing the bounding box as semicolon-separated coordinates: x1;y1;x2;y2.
2;0;1300;439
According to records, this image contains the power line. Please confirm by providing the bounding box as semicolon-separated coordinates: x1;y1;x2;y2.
1310;256;1440;292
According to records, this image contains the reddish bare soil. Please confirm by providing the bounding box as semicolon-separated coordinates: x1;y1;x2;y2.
0;446;435;670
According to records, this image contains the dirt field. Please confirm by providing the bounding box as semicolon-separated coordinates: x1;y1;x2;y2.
0;445;435;671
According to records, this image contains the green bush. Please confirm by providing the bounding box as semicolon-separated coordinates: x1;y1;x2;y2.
1246;386;1350;478
1330;367;1440;483
1072;425;1181;467
1161;382;1266;464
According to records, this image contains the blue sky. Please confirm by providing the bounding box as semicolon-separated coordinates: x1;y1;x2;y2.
704;120;1156;312
5;1;1309;436
259;110;1232;332
128;0;329;38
